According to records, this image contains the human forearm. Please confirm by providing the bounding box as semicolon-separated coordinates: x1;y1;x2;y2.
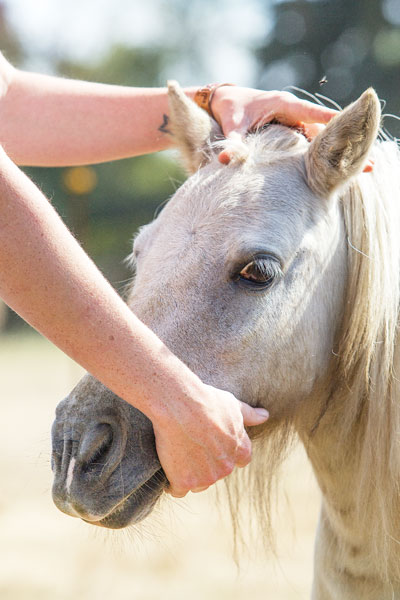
0;60;197;166
0;144;201;414
0;146;271;497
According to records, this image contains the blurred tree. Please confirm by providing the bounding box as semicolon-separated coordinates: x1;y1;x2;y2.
0;1;25;64
256;0;400;119
57;44;170;87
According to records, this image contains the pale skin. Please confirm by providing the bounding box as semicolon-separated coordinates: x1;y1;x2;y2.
0;52;337;497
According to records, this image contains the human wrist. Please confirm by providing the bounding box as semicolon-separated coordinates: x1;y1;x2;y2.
193;83;235;124
137;347;207;427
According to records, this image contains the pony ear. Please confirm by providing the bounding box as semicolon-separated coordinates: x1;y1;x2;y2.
305;88;381;197
167;80;220;173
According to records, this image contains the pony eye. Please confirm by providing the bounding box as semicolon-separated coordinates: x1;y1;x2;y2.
236;255;282;290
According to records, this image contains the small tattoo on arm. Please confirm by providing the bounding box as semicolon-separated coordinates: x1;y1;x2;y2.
158;114;172;135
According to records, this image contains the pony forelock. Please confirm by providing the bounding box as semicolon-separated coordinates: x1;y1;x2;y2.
211;124;309;169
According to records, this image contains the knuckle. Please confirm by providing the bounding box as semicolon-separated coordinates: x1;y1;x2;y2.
235;441;252;466
204;472;219;486
196;468;222;487
240;436;252;455
217;460;235;478
166;486;188;498
278;90;294;104
181;477;197;491
237;453;252;468
172;473;197;494
184;473;216;491
191;485;210;494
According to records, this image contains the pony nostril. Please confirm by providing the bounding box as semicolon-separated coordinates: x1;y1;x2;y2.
79;423;114;473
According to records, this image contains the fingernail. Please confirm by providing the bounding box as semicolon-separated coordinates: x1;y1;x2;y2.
218;150;231;165
254;407;269;419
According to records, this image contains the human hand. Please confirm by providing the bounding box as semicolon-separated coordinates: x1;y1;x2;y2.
211;86;337;139
151;383;269;498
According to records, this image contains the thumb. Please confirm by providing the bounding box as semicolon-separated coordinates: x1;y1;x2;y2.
239;401;269;426
303;122;325;140
217;130;246;165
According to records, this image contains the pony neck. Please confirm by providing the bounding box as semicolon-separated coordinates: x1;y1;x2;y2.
296;384;400;599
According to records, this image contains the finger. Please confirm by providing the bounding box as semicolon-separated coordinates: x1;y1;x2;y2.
240;401;269;426
281;99;337;125
191;486;210;494
363;158;374;173
217;131;246;165
166;485;189;498
235;438;252;468
218;150;232;165
303;122;325;140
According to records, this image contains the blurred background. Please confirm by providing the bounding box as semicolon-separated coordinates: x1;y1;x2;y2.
0;0;399;598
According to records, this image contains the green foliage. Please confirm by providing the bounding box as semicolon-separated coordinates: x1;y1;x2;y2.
0;3;25;64
57;44;172;87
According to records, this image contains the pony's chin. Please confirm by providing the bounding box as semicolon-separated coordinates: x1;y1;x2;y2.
83;469;166;529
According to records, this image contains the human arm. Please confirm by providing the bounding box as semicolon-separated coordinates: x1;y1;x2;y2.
0;52;337;167
0;52;192;166
0;145;269;496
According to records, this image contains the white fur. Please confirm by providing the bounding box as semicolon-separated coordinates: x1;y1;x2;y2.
65;457;75;494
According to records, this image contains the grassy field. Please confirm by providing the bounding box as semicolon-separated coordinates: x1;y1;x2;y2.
0;333;320;600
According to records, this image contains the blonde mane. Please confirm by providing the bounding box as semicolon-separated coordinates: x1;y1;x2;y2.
224;132;400;580
333;139;400;581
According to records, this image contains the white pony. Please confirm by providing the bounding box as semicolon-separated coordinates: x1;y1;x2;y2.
52;83;400;599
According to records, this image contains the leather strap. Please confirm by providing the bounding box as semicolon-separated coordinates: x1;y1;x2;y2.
194;83;235;121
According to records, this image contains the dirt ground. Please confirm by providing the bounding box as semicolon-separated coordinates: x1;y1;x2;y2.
0;333;321;600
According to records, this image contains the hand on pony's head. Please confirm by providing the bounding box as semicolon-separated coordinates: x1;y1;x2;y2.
211;86;337;141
